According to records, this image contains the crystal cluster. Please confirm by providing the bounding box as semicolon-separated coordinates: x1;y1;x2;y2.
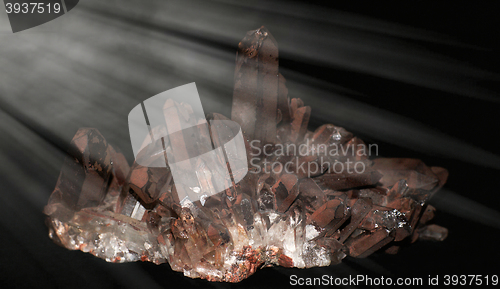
45;26;448;282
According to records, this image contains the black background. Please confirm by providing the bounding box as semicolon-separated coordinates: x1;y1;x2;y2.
0;1;499;288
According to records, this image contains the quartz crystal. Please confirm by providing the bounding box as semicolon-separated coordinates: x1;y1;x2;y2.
45;26;448;282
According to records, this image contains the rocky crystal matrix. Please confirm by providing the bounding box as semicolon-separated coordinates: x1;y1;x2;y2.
45;26;448;282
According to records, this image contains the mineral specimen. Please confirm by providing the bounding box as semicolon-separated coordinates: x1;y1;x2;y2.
44;26;448;282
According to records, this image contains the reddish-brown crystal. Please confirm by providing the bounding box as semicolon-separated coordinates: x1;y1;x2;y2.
232;26;279;148
45;26;448;283
418;224;448;241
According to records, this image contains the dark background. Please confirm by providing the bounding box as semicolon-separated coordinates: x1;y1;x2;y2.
0;1;499;288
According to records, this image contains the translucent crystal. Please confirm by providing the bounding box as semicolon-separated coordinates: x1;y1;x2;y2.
45;26;448;283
